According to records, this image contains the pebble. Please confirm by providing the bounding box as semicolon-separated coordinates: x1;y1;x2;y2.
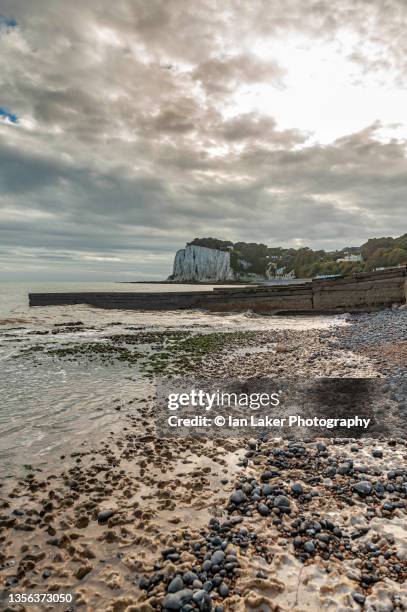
192;589;206;603
162;589;193;609
274;495;290;508
260;470;279;482
257;503;270;516
291;483;304;495
168;575;184;593
210;551;225;566
97;509;114;523
352;592;366;605
304;541;315;554
183;570;198;584
353;481;373;496
229;489;246;505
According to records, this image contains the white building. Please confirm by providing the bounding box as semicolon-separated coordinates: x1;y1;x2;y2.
337;253;362;263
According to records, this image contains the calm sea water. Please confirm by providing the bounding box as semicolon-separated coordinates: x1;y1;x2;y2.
0;282;342;477
0;281;237;318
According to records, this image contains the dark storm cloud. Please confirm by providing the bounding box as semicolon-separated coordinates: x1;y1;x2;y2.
0;0;407;279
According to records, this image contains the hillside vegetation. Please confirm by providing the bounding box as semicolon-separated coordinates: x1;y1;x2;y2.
188;234;407;278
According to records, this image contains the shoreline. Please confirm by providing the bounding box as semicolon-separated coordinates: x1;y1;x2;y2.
0;310;406;610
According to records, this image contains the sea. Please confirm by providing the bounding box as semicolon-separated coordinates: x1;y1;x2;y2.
0;282;342;477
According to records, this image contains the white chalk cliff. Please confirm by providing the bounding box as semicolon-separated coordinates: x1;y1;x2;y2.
170;244;235;282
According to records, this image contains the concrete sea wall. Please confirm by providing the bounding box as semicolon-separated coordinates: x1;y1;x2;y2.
29;267;407;314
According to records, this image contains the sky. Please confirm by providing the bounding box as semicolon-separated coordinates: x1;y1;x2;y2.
0;0;407;281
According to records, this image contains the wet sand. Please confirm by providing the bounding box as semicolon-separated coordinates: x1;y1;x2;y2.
0;310;406;611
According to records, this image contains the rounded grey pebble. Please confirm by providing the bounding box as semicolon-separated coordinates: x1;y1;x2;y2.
257;503;270;516
352;592;366;605
304;541;315;554
353;481;372;496
192;589;206;603
229;489;246;505
211;550;225;566
162;589;193;610
168;575;184;593
97;509;114;523
274;495;290;508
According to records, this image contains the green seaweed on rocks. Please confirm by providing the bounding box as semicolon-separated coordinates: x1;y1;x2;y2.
48;342;143;364
140;331;255;376
14;330;255;377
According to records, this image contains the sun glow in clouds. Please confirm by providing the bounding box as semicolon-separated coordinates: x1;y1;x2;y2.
227;31;407;143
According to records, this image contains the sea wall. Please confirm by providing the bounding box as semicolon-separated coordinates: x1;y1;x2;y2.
29;267;407;313
312;267;407;311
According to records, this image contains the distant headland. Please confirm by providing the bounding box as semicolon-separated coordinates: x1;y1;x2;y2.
167;234;407;282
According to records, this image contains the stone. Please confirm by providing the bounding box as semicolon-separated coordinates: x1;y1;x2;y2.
352;592;366;605
203;580;213;592
353;481;372;496
168;576;184;593
97;509;114;523
229;490;246;505
304;541;315;554
337;462;352;475
257;503;270;516
261;470;279;482
210;550;225;566
162;589;193;609
274;495;290;508
192;590;206;603
183;571;198;584
382;502;394;512
139;576;150;590
262;484;273;496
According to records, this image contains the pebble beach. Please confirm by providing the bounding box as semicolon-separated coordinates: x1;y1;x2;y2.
0;297;406;611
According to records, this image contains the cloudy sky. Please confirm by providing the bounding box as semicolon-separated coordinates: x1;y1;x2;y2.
1;0;407;281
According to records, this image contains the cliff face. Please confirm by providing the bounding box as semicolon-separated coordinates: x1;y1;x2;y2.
170;244;235;282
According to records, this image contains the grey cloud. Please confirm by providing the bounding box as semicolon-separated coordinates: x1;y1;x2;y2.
192;53;284;94
218;113;307;146
0;0;407;280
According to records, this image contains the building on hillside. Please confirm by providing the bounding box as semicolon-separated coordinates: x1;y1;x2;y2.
337;252;362;263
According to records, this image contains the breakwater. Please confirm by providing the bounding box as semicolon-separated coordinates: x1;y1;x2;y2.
29;267;407;313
